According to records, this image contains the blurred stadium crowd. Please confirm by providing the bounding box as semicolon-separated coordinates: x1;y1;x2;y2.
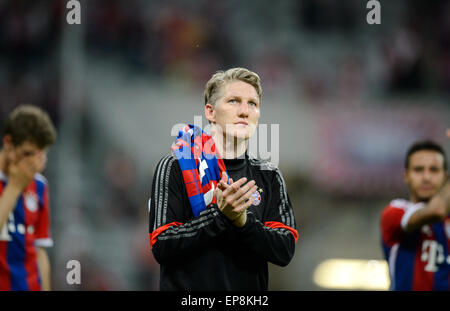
0;0;449;290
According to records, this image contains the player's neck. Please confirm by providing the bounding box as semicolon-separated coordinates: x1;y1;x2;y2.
211;127;247;160
409;196;419;204
409;193;430;204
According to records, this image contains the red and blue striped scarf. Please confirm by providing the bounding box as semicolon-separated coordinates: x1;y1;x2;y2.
171;124;228;217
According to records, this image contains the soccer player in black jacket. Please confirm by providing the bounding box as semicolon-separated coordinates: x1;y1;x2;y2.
149;68;298;290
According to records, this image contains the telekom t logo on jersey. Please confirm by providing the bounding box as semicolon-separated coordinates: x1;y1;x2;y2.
0;213;30;241
420;240;449;272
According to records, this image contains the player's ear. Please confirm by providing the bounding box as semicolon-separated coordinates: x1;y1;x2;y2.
205;103;216;123
2;135;13;151
403;170;409;185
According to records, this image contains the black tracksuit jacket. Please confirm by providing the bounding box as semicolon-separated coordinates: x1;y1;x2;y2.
148;152;298;291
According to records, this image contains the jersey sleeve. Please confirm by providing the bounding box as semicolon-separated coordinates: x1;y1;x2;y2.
381;204;405;246
34;180;53;248
148;154;234;264
235;168;298;267
381;199;428;246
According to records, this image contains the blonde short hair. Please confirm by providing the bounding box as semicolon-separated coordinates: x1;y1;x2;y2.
204;67;262;106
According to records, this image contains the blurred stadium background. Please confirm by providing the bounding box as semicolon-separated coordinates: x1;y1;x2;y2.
0;0;449;290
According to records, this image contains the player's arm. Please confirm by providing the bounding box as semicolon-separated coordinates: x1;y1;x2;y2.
36;247;51;291
0;183;22;229
0;155;40;228
217;170;298;267
404;179;450;232
149;155;234;264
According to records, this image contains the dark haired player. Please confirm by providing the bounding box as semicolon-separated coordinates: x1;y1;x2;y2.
0;105;57;290
381;139;450;290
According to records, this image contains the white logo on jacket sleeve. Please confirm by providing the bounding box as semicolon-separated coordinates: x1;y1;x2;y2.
25;192;39;212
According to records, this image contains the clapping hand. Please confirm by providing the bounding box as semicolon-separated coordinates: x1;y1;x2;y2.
214;172;258;227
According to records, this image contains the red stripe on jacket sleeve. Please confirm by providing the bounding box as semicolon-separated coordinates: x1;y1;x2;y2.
264;221;299;244
149;222;182;249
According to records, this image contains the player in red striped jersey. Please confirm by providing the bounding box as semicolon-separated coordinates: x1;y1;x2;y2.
381;138;450;290
0;105;56;291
